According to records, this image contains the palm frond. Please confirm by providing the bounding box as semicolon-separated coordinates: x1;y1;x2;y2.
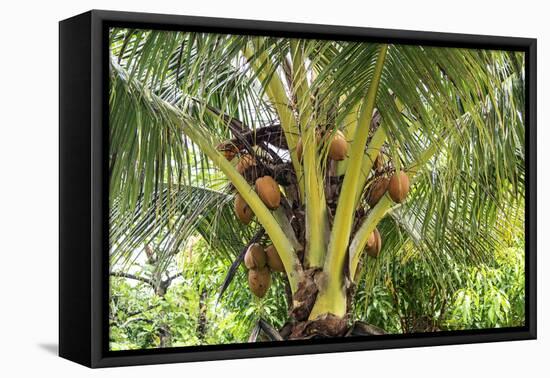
110;185;255;274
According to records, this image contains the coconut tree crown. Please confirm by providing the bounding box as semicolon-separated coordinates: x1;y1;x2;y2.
109;29;525;337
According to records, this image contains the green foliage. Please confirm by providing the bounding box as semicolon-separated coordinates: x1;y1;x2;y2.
445;245;525;329
354;240;524;333
111;235;525;348
110;238;289;350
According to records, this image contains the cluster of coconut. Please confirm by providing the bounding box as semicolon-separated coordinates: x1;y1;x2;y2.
234;174;281;224
296;130;348;162
367;169;410;207
363;169;410;259
244;243;285;298
214;143;281;224
235;165;281;227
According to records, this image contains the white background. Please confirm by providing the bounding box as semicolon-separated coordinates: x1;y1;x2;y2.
0;0;546;376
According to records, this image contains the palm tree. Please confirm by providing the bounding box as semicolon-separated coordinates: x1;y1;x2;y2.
108;28;525;339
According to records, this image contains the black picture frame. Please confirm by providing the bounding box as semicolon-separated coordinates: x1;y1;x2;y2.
59;9;537;368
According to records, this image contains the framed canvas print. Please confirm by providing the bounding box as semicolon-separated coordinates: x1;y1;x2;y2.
59;10;537;368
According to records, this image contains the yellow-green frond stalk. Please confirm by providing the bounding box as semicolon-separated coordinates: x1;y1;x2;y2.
309;45;388;319
291;40;329;268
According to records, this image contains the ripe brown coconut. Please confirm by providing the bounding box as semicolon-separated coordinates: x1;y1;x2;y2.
366;177;389;207
265;244;284;272
234;193;254;224
255;176;281;210
248;267;271;298
216;142;239;161
236;154;256;174
366;228;382;257
328;130;348;161
388;171;410;203
244;243;267;269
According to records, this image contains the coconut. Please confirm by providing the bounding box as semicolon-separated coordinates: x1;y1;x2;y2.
236;154;256;174
265;244;284;272
255;176;281;210
366;177;389;207
388;171;410;203
328;130;348;161
216;142;239;161
248;267;271;298
366;231;377;251
234;193;254;224
366;228;382;257
244;243;267;269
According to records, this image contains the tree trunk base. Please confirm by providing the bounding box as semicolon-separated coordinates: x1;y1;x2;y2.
276;318;385;340
288;314;348;339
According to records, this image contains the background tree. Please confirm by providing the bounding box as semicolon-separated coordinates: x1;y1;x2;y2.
109;29;525;342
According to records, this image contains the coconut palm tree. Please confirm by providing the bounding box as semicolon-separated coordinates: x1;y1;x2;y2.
108;28;525;339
